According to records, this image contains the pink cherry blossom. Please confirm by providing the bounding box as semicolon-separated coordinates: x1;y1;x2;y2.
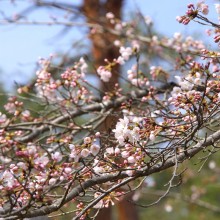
64;167;72;174
52;151;62;162
106;12;114;19
34;155;49;168
197;1;209;15
215;4;220;14
97;66;112;82
84;136;92;144
0;113;7;124
90;144;100;156
127;156;136;164
149;131;155;141
49;178;56;185
81;148;90;158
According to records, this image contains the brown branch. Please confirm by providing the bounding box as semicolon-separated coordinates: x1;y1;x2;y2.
12;88;149;143
3;128;220;219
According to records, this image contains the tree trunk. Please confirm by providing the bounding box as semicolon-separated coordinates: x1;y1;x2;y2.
82;1;139;220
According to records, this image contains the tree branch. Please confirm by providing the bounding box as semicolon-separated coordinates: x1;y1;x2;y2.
3;129;219;219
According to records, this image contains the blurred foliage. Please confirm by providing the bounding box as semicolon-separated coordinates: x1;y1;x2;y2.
137;150;220;220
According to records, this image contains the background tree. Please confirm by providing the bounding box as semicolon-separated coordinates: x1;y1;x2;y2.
82;1;139;220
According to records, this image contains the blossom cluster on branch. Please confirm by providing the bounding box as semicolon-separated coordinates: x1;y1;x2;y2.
0;1;220;219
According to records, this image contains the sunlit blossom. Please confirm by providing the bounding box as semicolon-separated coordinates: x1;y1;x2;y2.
97;66;112;82
90;144;100;156
81;148;90;158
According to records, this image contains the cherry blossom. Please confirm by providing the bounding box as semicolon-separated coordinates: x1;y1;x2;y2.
97;66;112;82
1;1;220;219
52;151;63;162
81;148;90;158
90;144;100;156
197;1;209;15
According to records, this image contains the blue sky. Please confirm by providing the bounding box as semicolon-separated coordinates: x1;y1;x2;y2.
0;0;218;90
